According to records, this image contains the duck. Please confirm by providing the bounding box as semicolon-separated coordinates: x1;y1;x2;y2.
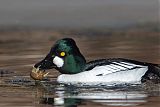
30;38;160;85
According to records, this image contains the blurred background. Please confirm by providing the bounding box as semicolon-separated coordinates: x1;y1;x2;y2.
0;0;160;107
0;0;159;28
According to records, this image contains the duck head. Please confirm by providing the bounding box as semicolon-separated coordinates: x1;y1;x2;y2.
30;38;86;80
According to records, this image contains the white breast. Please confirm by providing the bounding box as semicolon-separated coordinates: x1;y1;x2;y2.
57;61;148;85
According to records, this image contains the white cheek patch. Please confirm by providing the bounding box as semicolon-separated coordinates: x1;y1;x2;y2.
53;56;64;68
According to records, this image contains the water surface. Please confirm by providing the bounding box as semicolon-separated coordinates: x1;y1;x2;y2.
0;29;160;107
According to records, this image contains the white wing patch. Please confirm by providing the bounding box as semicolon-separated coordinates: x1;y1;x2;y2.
91;61;146;76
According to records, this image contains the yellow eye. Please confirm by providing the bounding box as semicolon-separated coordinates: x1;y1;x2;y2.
60;51;66;57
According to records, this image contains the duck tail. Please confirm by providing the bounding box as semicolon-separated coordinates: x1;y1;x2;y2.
141;64;160;83
153;64;160;76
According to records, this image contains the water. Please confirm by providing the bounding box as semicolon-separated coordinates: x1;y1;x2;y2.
0;29;160;107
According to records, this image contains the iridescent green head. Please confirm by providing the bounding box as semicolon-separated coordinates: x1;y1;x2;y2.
32;38;86;76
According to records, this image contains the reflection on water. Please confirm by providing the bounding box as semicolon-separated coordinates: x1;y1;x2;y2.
39;83;148;107
0;29;160;107
1;82;160;107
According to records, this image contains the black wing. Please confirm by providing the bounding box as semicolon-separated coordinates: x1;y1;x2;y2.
85;58;160;81
85;58;148;71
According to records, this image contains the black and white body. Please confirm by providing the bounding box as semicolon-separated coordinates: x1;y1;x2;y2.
30;38;160;85
57;58;160;85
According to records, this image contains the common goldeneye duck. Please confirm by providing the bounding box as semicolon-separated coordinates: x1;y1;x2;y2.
30;38;160;85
